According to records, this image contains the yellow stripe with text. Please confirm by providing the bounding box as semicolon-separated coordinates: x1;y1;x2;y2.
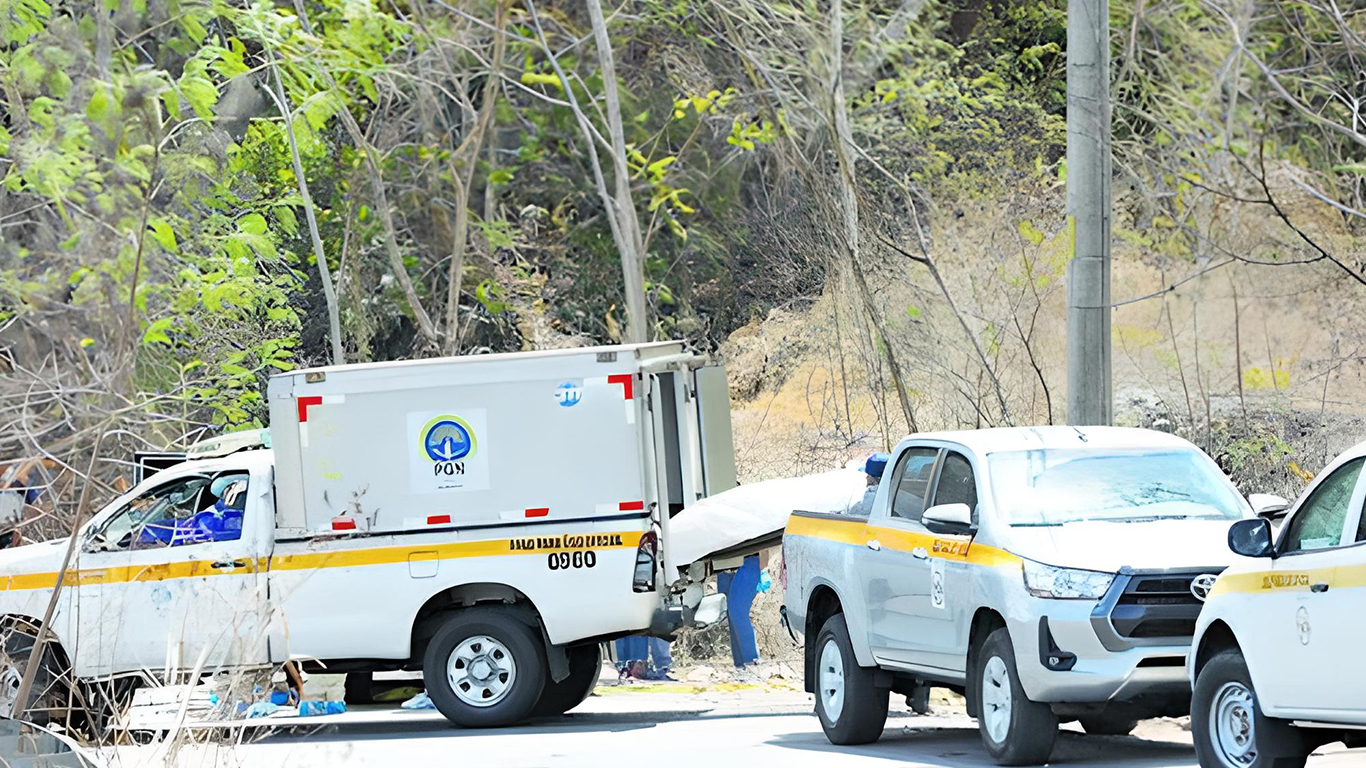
1209;561;1366;597
785;514;1022;568
0;531;644;593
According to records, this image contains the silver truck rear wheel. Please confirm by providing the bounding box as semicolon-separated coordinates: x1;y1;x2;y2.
976;628;1058;766
811;613;887;745
818;636;845;722
423;607;546;728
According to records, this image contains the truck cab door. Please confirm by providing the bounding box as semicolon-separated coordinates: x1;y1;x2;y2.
858;446;940;666
1249;457;1366;717
77;467;271;675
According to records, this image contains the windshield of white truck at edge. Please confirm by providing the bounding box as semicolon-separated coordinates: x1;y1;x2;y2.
988;448;1247;526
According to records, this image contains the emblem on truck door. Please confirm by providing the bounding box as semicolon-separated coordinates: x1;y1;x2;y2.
1190;574;1218;601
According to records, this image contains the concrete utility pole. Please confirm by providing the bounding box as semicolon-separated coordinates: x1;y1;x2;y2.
1065;0;1113;425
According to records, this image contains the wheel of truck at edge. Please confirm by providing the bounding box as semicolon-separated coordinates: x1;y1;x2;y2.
976;628;1058;766
423;607;547;728
1191;649;1309;768
0;623;63;724
532;643;601;717
813;613;888;745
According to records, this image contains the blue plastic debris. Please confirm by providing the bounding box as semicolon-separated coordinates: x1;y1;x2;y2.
299;700;347;716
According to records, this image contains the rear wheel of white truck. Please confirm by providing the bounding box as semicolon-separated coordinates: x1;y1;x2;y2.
423;608;547;728
813;613;888;745
976;628;1058;766
531;643;601;717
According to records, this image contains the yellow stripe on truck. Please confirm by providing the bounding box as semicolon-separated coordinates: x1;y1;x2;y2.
0;530;644;592
785;513;1022;568
1209;561;1366;597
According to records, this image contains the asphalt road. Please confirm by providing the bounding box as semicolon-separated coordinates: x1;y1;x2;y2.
107;684;1356;768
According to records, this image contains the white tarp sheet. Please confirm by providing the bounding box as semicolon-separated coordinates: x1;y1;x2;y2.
668;469;870;567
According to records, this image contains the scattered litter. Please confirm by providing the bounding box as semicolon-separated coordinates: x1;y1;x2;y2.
245;701;281;718
401;691;435;710
299;700;347;716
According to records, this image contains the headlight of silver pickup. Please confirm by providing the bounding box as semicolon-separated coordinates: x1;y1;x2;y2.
1022;559;1115;600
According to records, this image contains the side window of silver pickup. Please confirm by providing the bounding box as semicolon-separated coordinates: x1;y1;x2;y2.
930;451;979;522
890;448;940;523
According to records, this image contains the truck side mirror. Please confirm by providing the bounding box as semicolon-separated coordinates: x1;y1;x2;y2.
1248;493;1290;520
1229;517;1275;558
923;503;973;535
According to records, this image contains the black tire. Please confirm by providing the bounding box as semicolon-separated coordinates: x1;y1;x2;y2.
422;607;547;728
1;623;65;725
1080;715;1139;736
532;644;601;717
812;613;888;745
976;628;1058;766
343;672;374;705
1192;649;1309;768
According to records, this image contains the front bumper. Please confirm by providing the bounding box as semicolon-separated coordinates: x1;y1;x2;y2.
1008;568;1220;705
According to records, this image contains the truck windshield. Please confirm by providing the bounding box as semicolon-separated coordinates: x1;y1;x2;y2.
987;448;1248;526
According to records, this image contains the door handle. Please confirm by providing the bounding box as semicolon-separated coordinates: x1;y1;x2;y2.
212;559;248;570
1310;583;1330;593
866;540;881;551
911;547;929;561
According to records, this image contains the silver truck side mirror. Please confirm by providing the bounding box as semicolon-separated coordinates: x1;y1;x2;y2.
1248;493;1290;520
1229;517;1274;558
923;503;972;535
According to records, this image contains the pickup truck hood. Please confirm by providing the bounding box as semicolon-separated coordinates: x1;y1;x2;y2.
1003;519;1240;572
0;538;67;578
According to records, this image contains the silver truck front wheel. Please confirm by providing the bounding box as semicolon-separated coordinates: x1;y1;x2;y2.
981;655;1013;744
448;635;517;708
975;628;1058;765
818;636;846;722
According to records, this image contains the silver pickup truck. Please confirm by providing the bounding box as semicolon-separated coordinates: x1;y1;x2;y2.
783;426;1266;765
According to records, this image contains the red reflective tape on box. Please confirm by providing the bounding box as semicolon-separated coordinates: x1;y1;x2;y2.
331;518;356;531
619;500;644;512
427;514;451;525
607;374;634;400
297;396;323;422
525;507;549;518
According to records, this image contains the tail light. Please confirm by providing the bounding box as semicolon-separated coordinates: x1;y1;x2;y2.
632;530;658;593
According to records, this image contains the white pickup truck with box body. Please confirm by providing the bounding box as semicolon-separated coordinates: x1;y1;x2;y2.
783;426;1255;765
0;342;736;727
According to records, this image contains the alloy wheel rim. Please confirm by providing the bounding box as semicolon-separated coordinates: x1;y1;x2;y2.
447;635;517;708
981;655;1013;745
818;637;845;722
1210;681;1258;767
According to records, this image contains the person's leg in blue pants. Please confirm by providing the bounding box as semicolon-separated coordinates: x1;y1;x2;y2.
615;635;647;672
720;555;761;667
647;637;672;674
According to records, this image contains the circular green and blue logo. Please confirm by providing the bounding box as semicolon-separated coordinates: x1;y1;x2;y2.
421;415;476;462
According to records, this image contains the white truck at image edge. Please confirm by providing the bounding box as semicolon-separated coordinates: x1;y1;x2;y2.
0;342;738;728
782;426;1290;766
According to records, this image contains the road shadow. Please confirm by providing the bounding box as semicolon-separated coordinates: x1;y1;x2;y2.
768;726;1198;768
255;707;810;744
